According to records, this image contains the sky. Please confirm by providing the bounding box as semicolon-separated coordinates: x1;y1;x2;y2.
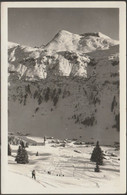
8;8;119;47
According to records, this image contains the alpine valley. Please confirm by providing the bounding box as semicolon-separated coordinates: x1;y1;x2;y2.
8;30;119;145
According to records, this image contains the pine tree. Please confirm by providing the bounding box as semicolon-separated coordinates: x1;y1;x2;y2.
90;141;104;165
15;145;29;164
8;143;11;156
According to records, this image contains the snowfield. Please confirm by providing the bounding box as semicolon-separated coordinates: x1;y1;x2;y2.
6;137;120;194
6;171;45;194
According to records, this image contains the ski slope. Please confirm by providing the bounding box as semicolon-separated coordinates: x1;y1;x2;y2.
6;138;120;194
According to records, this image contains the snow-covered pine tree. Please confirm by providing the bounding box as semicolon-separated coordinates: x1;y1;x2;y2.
8;143;11;156
90;141;104;165
15;145;29;164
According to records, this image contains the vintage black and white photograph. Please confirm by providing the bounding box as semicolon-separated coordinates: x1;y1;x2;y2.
1;1;126;194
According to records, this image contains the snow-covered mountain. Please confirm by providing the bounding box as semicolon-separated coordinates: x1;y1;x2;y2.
8;30;119;145
8;30;118;82
44;30;118;53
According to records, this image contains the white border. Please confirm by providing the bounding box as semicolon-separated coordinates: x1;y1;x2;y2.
1;1;126;194
119;2;126;193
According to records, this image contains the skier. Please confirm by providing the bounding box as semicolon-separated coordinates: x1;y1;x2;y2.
32;170;36;179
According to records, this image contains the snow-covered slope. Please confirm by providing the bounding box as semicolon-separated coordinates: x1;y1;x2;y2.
8;42;90;81
5;171;45;194
6;143;120;193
